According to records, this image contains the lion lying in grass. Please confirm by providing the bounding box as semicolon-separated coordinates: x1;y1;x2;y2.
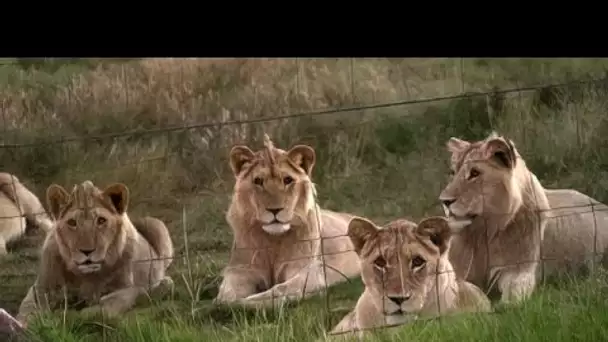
439;132;608;304
16;180;174;325
214;134;361;309
329;216;491;337
0;172;54;255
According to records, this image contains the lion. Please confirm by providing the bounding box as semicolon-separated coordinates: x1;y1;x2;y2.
328;216;492;338
0;172;54;255
439;131;608;304
214;134;361;309
15;180;174;325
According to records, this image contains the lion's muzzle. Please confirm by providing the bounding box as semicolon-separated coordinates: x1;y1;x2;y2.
378;285;426;318
76;260;102;274
260;207;292;235
383;312;417;327
440;198;475;232
73;248;103;274
381;294;420;326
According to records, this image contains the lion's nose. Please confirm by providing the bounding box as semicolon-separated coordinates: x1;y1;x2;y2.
267;208;283;216
441;199;456;208
388;295;411;305
80;249;95;256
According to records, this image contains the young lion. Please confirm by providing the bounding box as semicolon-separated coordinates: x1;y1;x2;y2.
439;132;608;304
0;172;54;255
329;216;491;337
214;135;361;309
16;181;174;325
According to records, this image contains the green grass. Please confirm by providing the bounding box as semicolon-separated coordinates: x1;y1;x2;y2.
14;274;608;341
2;58;608;341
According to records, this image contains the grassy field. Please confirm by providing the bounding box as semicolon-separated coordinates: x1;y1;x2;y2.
2;58;608;341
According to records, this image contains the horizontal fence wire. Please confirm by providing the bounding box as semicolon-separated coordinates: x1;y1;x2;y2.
0;59;607;341
0;73;606;149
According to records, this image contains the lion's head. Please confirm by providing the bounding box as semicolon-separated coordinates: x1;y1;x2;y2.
228;134;317;236
347;216;454;317
438;132;528;232
46;181;132;275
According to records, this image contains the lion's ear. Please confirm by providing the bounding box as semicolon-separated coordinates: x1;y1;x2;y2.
287;145;316;176
46;184;70;220
347;217;379;255
446;137;470;154
103;183;130;214
416;216;452;255
229;145;256;177
484;137;516;169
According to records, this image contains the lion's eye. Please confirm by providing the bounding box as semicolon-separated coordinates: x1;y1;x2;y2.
373;256;387;269
67;218;77;226
253;177;264;186
283;176;294;185
468;168;481;180
449;169;455;176
96;217;107;225
411;256;426;269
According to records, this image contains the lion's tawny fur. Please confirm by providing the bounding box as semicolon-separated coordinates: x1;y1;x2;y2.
130;216;174;270
0;172;53;255
439;132;608;304
16;181;174;324
539;189;608;278
0;172;54;256
215;134;361;308
330;216;491;337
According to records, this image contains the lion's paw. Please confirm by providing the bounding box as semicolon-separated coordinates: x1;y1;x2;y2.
151;277;175;299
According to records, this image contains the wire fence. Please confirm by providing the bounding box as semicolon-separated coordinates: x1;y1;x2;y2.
1;58;608;341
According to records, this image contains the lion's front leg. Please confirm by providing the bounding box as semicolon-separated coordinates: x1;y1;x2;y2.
81;277;174;318
15;286;39;325
80;286;145;318
496;267;537;304
329;310;356;335
16;285;65;327
148;276;174;299
15;285;44;326
215;267;265;304
239;260;326;309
